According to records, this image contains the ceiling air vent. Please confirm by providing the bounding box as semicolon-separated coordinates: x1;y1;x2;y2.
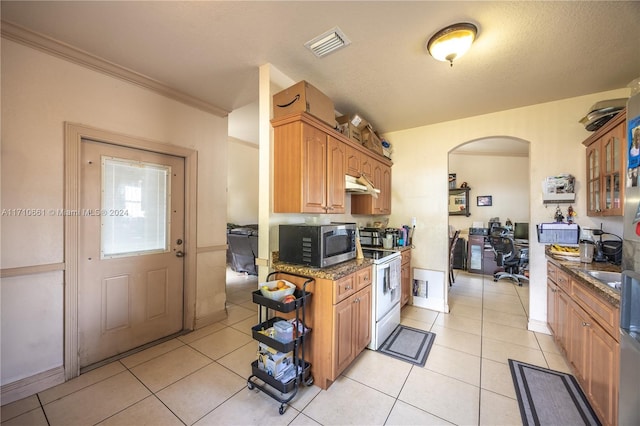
304;27;351;58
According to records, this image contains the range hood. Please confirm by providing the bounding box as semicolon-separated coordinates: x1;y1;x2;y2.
345;175;380;197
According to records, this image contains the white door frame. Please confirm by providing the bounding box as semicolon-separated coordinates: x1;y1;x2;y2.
64;122;198;380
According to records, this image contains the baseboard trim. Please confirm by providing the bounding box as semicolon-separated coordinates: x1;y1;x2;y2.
194;309;228;329
1;366;65;406
528;318;551;335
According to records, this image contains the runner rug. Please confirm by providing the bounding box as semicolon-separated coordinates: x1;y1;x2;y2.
378;325;435;366
508;359;601;426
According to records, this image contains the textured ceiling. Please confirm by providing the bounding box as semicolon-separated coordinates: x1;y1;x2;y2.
2;1;640;136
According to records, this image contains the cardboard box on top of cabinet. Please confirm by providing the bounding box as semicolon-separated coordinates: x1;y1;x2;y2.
336;114;369;144
273;80;335;126
361;125;384;155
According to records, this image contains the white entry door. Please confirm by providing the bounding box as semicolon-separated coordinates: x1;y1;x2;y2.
78;138;185;368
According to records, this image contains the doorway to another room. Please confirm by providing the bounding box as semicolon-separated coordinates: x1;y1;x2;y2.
447;137;531;312
64;123;198;379
226;136;260;298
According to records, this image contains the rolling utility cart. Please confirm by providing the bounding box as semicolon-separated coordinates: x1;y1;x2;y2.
247;272;314;415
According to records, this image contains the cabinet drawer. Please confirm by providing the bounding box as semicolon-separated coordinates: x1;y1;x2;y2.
571;279;619;340
401;249;411;264
334;274;356;304
355;267;371;291
547;262;558;282
556;269;571;293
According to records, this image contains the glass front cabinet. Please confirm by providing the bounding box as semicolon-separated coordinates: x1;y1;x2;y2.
584;111;626;217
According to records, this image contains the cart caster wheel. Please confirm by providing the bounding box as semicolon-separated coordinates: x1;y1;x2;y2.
279;404;286;415
247;382;255;390
305;376;314;386
493;279;498;282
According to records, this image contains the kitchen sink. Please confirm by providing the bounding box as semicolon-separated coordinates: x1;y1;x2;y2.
586;271;622;290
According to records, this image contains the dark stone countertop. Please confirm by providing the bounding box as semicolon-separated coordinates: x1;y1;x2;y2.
271;252;373;281
545;247;621;307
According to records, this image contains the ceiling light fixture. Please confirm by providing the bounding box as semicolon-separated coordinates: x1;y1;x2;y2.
427;22;478;67
305;27;351;58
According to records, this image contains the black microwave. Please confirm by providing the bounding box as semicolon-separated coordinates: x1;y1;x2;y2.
279;223;356;268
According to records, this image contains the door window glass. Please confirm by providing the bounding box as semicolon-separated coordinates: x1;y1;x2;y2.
101;156;171;258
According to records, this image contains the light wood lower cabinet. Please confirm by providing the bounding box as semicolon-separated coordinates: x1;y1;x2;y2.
546;261;619;426
284;266;372;390
333;285;371;376
400;249;411;307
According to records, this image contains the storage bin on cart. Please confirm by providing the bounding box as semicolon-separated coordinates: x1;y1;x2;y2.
257;342;293;379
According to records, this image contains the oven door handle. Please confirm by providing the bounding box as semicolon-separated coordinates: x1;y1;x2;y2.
383;264;390;293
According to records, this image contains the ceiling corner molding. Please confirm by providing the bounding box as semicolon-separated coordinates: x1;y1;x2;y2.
1;20;229;118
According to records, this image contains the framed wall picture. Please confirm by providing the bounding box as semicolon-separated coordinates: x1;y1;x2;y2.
477;195;492;206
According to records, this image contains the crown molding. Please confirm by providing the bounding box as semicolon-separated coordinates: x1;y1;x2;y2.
1;20;229;118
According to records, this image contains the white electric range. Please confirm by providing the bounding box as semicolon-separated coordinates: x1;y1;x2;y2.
361;247;402;350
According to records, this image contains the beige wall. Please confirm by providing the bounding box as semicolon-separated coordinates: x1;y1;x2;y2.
227;138;259;225
385;88;628;330
1;39;228;389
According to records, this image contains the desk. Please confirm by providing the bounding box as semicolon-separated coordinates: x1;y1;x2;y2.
467;235;502;275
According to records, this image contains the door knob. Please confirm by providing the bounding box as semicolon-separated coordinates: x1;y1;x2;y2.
175;250;185;257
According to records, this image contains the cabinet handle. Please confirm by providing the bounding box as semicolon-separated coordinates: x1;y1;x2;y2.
582;321;591;327
354;297;360;303
345;285;352;290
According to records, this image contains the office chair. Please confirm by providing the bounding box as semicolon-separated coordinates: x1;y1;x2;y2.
489;228;529;286
449;230;460;286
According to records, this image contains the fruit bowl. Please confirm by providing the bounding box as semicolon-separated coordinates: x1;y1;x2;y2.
259;279;296;301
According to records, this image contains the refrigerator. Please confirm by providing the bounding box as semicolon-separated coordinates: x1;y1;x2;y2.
619;76;640;426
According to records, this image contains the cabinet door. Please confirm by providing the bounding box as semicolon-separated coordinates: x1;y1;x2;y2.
334;296;355;376
360;156;374;179
601;122;625;216
547;280;558;335
401;261;410;307
355;286;372;353
301;123;328;213
378;164;392;215
556;289;569;353
326;136;346;214
468;235;484;274
346;145;361;177
586;142;601;216
588;321;619;426
568;301;590;382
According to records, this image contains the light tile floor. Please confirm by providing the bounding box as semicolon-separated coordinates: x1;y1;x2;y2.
1;270;570;425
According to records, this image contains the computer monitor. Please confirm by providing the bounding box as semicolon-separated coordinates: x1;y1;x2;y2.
514;222;529;240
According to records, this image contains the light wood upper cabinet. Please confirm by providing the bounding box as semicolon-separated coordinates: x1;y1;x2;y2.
273;112;392;216
352;158;392;215
584;111;626;216
273;118;345;213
